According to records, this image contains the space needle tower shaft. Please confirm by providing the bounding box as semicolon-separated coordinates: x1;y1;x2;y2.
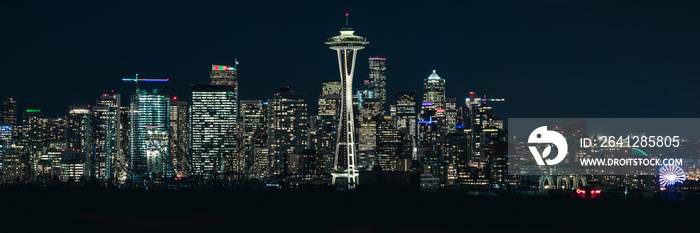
325;14;369;189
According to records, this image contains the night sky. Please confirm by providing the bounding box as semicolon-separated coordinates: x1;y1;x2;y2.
2;1;699;119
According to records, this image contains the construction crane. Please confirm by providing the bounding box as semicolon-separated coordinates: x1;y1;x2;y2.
122;73;169;91
466;91;505;105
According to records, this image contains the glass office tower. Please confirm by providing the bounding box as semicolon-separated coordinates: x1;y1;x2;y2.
129;89;172;187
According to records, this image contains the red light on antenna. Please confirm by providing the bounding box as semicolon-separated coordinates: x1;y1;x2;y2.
346;13;349;16
173;96;177;100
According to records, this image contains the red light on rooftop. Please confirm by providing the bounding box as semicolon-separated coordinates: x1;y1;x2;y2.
173;96;177;100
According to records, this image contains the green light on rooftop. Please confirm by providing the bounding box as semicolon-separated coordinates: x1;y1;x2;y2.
26;109;41;113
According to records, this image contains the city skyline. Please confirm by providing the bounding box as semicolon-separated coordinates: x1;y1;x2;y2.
3;2;700;233
4;1;700;120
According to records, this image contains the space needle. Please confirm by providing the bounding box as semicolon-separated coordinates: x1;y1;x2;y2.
326;13;368;189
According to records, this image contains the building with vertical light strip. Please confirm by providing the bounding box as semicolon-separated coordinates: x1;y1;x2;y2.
240;100;268;178
0;124;11;179
129;89;172;187
169;98;188;177
189;84;237;177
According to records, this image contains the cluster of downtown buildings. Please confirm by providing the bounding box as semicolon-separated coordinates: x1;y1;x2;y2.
0;59;509;190
2;23;686;194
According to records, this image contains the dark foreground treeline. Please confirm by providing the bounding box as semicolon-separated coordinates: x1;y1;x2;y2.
0;187;697;233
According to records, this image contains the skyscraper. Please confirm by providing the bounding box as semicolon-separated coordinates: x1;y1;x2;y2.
129;89;172;187
66;106;91;152
268;87;308;176
422;70;446;110
210;64;238;86
395;91;418;136
169;98;188;177
368;57;387;114
189;85;237;177
23;109;45;179
376;116;401;171
326;15;369;189
312;114;337;174
116;105;130;184
44;117;65;143
318;80;342;116
2;98;19;147
0;123;11;179
240;99;268;178
92;93;121;181
419;70;447;158
395;91;419;160
2;98;17;127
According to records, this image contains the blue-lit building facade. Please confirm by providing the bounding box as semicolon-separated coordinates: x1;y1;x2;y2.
129;89;173;187
0;124;11;177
